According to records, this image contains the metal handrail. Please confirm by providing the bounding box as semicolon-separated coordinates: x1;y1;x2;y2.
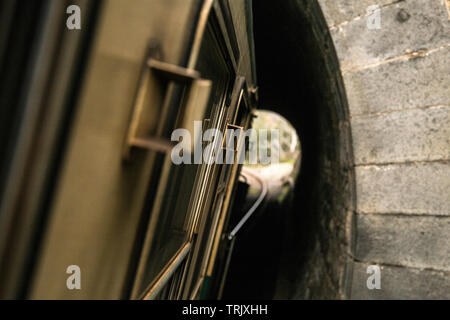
228;167;268;239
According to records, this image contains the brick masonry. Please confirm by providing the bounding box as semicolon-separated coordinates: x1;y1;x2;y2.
350;261;450;299
356;162;450;215
352;106;450;164
329;0;450;71
318;0;450;299
344;47;450;116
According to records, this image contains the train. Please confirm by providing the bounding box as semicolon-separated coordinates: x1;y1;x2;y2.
0;0;264;299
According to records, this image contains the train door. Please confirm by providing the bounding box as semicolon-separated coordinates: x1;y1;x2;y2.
30;0;205;299
28;0;254;300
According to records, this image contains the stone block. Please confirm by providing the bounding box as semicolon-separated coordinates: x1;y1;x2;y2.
356;162;450;215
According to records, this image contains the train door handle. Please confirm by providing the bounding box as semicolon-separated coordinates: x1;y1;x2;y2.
123;43;211;160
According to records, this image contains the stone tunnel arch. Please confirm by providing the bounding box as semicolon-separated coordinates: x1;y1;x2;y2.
253;0;450;299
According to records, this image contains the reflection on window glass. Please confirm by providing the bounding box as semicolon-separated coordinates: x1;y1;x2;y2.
136;22;233;296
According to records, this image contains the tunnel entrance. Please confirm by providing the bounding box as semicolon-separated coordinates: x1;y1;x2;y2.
252;0;356;299
245;110;301;185
216;110;301;299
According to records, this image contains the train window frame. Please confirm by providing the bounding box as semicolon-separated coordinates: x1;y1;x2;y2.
183;78;252;299
199;78;251;299
178;10;239;300
132;1;242;300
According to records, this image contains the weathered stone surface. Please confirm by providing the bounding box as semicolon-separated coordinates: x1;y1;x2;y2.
356;162;450;215
316;0;450;300
350;261;450;299
330;0;450;71
344;46;450;116
318;0;398;27
352;106;450;164
354;214;450;270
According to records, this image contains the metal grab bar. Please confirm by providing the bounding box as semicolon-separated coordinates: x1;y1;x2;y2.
228;167;268;239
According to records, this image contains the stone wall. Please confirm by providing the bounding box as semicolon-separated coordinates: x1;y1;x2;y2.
318;0;450;299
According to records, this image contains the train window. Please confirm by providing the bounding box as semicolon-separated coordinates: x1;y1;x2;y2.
132;14;235;299
183;79;250;299
179;20;236;299
134;162;198;296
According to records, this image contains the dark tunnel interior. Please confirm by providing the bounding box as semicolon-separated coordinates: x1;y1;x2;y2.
250;0;356;299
